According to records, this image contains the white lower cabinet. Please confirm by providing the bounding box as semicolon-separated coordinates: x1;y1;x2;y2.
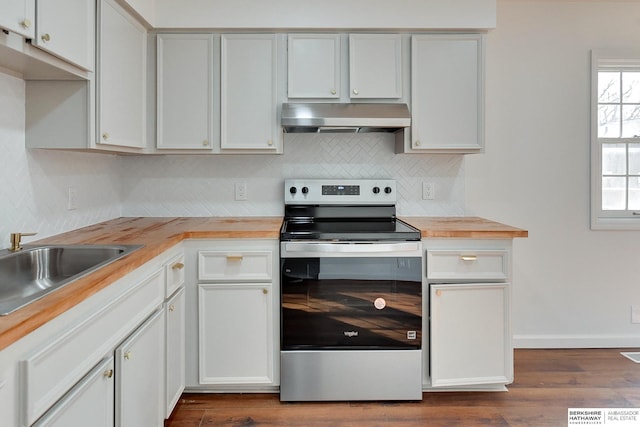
424;239;513;390
198;283;273;385
33;357;115;427
0;245;185;426
116;309;165;427
184;239;279;391
164;287;186;418
430;282;511;387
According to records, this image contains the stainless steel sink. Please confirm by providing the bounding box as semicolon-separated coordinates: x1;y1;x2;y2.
0;244;142;315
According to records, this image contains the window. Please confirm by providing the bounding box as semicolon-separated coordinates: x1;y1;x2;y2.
591;50;640;229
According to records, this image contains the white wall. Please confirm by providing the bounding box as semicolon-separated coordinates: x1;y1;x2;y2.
466;0;640;347
152;0;496;30
0;72;122;248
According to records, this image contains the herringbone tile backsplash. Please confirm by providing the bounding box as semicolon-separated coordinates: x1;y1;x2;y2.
121;133;465;217
0;73;121;245
1;71;465;245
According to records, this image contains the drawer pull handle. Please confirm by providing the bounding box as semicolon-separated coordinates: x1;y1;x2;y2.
460;255;477;261
226;255;243;262
171;262;184;270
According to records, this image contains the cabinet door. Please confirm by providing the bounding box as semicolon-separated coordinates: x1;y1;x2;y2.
157;34;214;150
116;309;165;427
165;288;185;418
430;283;511;387
349;34;402;99
221;34;280;151
33;357;114;427
97;0;146;149
34;0;95;71
411;34;484;152
287;34;341;99
0;0;34;38
198;283;274;385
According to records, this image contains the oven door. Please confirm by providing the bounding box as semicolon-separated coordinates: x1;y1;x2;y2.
280;241;422;351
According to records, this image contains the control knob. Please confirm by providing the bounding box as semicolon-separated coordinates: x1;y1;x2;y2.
372;186;380;194
289;186;297;194
302;186;309;194
384;187;392;194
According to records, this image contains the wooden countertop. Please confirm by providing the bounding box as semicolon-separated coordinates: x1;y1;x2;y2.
0;217;282;352
401;216;528;239
0;215;526;351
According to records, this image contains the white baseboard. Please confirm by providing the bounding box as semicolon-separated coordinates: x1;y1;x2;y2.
513;334;640;349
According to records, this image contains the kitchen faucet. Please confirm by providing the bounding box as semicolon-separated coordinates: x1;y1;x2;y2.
9;232;37;252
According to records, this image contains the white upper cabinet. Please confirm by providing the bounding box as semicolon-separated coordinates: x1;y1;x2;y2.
33;0;95;71
97;0;147;150
348;34;402;99
0;0;35;38
157;34;214;150
407;34;484;153
287;33;403;101
287;34;341;99
221;34;281;152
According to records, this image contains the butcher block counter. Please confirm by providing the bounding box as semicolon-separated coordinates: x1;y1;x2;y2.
0;216;526;351
402;216;528;239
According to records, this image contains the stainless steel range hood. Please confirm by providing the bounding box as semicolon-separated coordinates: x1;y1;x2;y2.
281;103;411;133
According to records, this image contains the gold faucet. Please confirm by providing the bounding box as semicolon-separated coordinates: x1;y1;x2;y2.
9;232;37;252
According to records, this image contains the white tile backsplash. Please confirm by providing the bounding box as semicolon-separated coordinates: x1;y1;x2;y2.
0;72;121;247
121;133;465;217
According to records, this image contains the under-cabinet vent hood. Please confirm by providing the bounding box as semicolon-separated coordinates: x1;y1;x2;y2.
281;103;411;133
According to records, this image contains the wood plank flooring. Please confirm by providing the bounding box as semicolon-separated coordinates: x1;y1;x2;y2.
165;349;640;426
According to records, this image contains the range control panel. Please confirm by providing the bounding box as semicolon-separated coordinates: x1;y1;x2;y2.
284;179;397;205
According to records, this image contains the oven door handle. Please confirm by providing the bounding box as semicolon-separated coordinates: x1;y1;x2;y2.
282;242;421;254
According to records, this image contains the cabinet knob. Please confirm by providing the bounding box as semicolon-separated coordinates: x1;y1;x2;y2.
263;288;268;295
353;89;359;95
435;289;442;297
202;140;209;146
330;89;336;95
267;140;273;146
124;351;132;360
169;304;175;312
20;19;32;29
41;33;51;42
102;132;109;141
171;262;184;270
414;140;421;147
103;369;114;378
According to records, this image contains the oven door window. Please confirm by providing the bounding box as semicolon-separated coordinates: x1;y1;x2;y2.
281;257;422;350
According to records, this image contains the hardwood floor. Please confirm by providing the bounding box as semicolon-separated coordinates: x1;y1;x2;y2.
165;349;640;426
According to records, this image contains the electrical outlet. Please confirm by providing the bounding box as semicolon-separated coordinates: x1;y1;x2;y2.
632;305;640;324
422;182;435;200
235;182;247;201
67;187;78;210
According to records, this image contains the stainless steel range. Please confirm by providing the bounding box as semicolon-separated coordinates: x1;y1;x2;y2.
279;179;423;401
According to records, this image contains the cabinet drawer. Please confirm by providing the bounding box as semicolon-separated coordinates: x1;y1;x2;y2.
426;250;508;281
198;251;272;282
165;253;185;297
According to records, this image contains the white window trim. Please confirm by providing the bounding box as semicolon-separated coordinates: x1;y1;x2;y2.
590;49;640;230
